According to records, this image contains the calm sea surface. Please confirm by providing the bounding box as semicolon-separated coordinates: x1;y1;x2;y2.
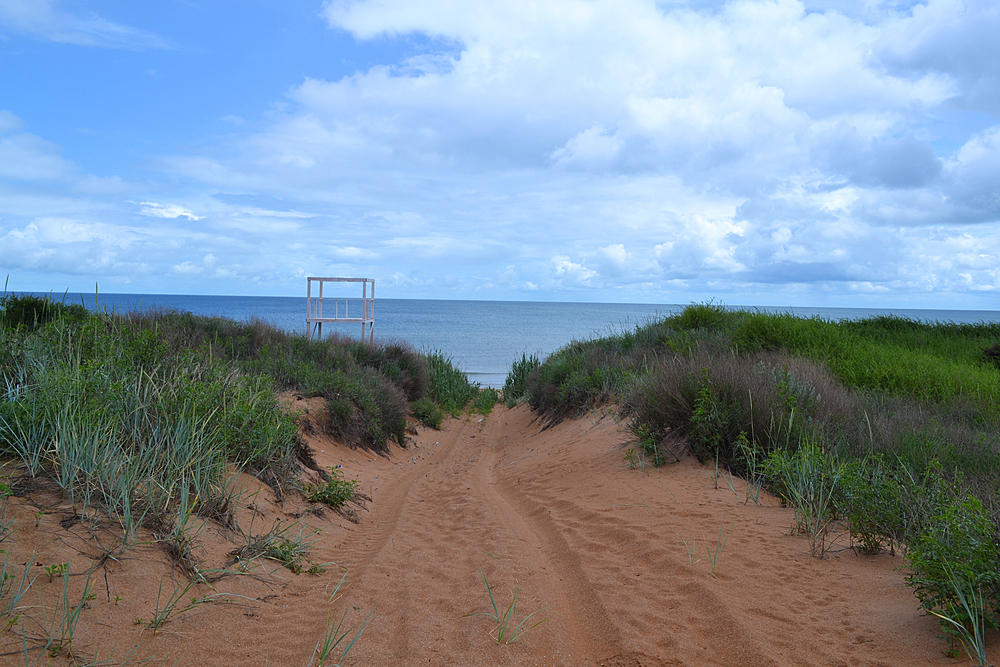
38;292;1000;388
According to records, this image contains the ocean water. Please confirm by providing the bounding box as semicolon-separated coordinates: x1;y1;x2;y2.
33;292;1000;388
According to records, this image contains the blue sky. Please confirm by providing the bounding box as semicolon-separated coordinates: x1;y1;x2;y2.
1;0;999;307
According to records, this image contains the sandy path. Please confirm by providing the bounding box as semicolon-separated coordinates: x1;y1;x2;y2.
295;406;952;666
1;404;984;666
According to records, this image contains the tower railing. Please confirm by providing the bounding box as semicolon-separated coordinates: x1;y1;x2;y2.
306;277;374;343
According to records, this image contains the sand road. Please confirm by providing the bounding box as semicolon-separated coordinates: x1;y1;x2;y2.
0;405;967;666
278;405;946;667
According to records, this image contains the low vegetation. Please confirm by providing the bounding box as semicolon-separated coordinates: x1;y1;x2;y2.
0;289;492;664
511;302;1000;659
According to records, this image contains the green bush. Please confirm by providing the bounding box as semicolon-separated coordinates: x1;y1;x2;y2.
837;455;906;555
906;496;1000;645
471;388;499;415
132;312;416;454
503;353;540;407
410;398;444;429
427;351;478;414
303;468;360;510
0;293;89;331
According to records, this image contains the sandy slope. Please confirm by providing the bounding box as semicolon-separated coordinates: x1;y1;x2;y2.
0;404;987;666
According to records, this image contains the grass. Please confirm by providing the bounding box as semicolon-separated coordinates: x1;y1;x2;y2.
309;571;377;667
464;571;550;645
426;351;479;415
705;515;736;576
228;518;317;574
503;353;540;407
142;577;207;633
763;443;842;557
0;290;499;554
927;568;991;666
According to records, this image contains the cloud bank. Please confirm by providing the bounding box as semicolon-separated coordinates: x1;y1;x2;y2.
1;0;999;307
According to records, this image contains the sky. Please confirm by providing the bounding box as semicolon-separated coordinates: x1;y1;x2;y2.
1;0;999;308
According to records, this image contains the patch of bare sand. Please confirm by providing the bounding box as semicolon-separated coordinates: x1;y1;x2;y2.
0;404;989;666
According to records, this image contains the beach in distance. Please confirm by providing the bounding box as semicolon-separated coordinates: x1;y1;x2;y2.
48;292;1000;387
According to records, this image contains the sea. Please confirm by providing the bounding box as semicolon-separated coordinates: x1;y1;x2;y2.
28;292;1000;388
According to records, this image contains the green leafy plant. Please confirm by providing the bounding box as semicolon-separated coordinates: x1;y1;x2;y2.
906;496;1000;654
691;370;727;456
623;448;638;470
44;562;67;584
471;388;499;415
304;468;360;511
631;424;664;466
409;397;444;429
837;455;905;555
465;571;550;645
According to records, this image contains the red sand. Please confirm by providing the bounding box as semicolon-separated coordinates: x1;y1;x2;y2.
0;404;991;666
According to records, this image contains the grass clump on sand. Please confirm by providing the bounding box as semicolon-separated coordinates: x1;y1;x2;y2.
303;467;360;511
510;302;1000;659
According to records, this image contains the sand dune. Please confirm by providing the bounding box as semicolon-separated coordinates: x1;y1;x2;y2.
0;404;974;666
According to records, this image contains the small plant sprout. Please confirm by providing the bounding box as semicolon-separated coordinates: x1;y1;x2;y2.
705;513;736;576
675;532;697;564
465;570;550;645
44;562;67;583
307;569;377;667
623;448;638;470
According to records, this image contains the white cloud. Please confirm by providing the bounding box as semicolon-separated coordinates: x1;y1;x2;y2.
0;110;24;133
0;118;75;181
137;202;204;221
0;0;169;49
3;0;1000;306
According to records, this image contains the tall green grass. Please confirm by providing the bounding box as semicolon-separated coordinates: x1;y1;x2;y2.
0;313;297;540
0;292;477;546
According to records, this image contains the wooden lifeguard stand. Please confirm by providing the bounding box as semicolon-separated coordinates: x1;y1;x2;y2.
306;277;375;343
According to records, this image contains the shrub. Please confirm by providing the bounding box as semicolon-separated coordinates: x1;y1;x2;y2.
303;468;360;510
503;353;540;407
410;398;444;429
837;455;907;555
471;388;499;415
0;293;88;331
906;496;1000;647
427;351;478;414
